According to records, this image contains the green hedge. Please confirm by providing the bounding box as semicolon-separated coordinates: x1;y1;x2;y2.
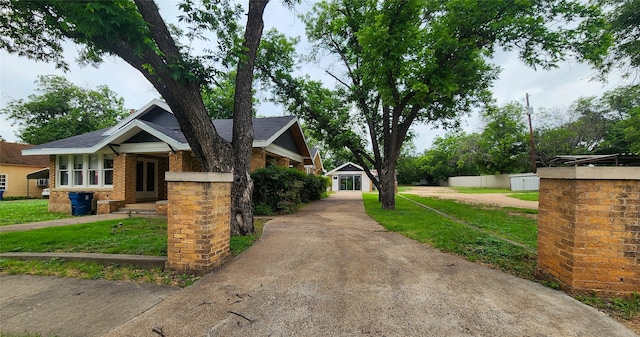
252;166;329;215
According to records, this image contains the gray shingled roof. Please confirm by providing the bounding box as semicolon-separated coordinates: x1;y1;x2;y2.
27;128;110;150
25;108;297;152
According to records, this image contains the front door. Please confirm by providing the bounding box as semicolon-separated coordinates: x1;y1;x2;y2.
136;158;158;200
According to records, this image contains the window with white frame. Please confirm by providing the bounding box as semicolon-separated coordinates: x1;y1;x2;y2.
0;174;6;190
57;154;114;187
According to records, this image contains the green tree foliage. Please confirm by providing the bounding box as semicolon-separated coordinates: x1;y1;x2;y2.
479;103;529;174
420;132;483;182
1;75;127;145
600;0;640;75
258;0;610;210
534;84;640;164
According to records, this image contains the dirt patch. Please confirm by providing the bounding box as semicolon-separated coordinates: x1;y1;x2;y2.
402;186;539;210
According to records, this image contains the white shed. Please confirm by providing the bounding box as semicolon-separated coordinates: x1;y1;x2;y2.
325;162;374;192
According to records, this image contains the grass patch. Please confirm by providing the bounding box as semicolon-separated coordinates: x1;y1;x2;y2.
0;217;167;255
230;218;268;256
508;192;539;201
451;187;512;194
364;194;537;279
0;217;270;287
0;258;199;288
0;199;71;226
400;194;538;249
576;293;640;321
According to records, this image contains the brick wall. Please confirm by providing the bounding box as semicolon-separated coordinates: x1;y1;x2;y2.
169;151;202;173
537;167;640;297
251;148;266;171
165;172;233;274
113;153;136;204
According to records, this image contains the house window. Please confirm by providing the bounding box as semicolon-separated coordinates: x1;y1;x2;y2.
58;156;69;186
56;154;114;188
88;154;99;185
73;155;84;185
0;174;6;190
103;154;114;185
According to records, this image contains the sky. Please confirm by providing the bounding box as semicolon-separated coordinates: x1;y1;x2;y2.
0;1;632;153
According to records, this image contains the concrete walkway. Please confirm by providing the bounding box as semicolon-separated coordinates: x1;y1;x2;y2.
103;192;636;337
0;275;180;337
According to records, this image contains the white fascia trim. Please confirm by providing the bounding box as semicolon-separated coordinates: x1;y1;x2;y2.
266;144;304;163
103;99;171;136
325;162;364;175
118;143;173;153
22;147;92;156
104;120;190;151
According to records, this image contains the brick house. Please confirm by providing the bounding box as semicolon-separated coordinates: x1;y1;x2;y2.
22;99;318;214
0;141;49;198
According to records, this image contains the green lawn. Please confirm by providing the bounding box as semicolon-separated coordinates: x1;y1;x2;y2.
508;192;539;201
400;194;538;248
0;217;269;287
0;217;168;255
0;199;71;226
364;193;537;279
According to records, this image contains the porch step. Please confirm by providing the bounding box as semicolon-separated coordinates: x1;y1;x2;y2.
114;203;158;215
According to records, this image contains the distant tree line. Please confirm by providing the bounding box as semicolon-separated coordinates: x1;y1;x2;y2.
397;84;640;184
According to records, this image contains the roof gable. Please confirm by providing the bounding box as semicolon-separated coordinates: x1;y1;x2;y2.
22;100;310;159
326;162;364;175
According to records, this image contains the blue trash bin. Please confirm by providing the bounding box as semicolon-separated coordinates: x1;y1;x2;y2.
69;192;93;215
0;190;4;201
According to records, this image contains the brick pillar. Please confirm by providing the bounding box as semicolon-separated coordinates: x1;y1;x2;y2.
165;172;232;274
276;157;290;168
251;148;266;171
169;151;190;172
112;153;137;204
537;167;640;297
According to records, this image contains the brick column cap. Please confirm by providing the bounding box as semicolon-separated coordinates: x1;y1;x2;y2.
538;167;640;180
165;172;233;182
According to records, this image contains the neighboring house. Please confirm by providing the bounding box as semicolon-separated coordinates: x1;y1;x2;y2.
325;162;376;192
305;147;326;175
22;99;312;214
0;141;49;198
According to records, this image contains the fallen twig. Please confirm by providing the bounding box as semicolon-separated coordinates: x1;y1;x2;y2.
228;310;254;323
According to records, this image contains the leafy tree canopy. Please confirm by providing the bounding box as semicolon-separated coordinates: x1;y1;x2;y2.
258;0;611;209
1;74;127;145
599;0;640;76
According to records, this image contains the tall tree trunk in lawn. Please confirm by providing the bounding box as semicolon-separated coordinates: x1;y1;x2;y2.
230;0;269;235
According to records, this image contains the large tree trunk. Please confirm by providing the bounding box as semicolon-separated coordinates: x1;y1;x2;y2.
230;0;269;235
378;162;397;210
133;0;232;172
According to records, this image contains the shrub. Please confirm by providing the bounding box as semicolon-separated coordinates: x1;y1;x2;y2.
252;166;328;214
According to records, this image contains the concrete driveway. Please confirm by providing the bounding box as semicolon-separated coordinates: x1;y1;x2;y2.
105;192;636;337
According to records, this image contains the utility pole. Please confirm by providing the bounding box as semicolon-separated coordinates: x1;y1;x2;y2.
526;93;537;173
